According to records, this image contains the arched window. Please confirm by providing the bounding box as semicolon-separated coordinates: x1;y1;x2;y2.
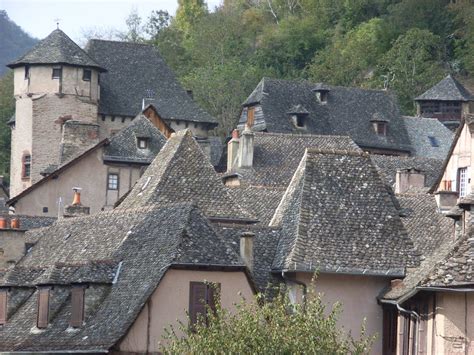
22;154;31;179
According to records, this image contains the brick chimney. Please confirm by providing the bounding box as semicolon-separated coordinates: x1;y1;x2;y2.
395;168;425;194
63;187;90;218
240;232;254;271
238;125;254;168
227;129;240;171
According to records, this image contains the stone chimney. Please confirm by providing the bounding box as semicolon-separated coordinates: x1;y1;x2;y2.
240;232;254;271
395;168;425;194
64;187;90;218
238;125;254;168
227;129;240;171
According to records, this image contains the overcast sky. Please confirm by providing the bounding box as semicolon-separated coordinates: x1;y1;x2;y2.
1;0;222;43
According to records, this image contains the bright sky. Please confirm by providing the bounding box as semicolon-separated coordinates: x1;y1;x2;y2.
1;0;222;43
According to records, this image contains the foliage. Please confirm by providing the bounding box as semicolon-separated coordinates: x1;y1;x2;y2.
161;284;375;354
0;72;13;183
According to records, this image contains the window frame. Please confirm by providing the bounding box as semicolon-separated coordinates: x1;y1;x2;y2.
70;286;86;328
22;154;31;179
82;69;92;81
107;173;119;191
189;281;221;327
52;67;62;79
24;65;30;80
457;167;468;198
137;137;148;149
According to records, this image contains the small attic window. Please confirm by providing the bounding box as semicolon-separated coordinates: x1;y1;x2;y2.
428;136;439;147
52;68;62;79
137;137;148;149
317;91;328;103
296;115;305;128
373;121;387;136
82;69;92;81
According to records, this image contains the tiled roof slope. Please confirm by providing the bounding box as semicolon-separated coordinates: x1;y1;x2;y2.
103;114;167;163
271;149;419;276
8;29;105;71
239;78;412;153
382;193;453;300
227;132;361;188
402;116;453;159
371;155;445;190
415;75;474;101
85;40;216;125
119;130;253;222
0;204;244;351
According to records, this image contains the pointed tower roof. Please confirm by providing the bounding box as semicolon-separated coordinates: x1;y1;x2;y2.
7;29;106;71
119;130;255;223
271;148;419;276
415;74;473;101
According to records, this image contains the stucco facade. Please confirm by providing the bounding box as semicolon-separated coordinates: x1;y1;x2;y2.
116;269;254;353
291;272;391;355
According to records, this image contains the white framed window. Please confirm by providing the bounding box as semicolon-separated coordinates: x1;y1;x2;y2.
107;173;119;190
137;138;148;149
458;167;468;197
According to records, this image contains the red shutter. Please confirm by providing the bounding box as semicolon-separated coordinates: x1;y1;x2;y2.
37;288;50;329
0;290;7;325
70;287;85;328
189;282;207;326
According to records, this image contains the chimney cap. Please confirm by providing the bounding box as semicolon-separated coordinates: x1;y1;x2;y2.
231;129;239;140
240;231;255;238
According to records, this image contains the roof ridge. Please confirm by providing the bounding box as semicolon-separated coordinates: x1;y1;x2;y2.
253;131;352;139
306;148;368;157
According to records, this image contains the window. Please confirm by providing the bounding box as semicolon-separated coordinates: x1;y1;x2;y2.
42;207;49;213
189;282;220;326
296;115;305;128
247;107;255;127
52;68;62;79
70;286;85;328
137;138;148;149
37;288;50;329
428;136;439;147
458;167;468;197
0;289;7;326
22;154;31;179
82;69;92;81
373;122;387;136
24;65;30;80
107;173;119;190
382;307;397;355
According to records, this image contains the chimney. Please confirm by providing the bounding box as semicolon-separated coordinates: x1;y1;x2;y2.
395;168;425;194
64;187;90;218
227;129;240;171
0;217;7;229
10;218;20;229
237;125;254;168
240;232;254;271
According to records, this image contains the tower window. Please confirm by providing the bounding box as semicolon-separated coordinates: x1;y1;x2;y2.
52;68;62;79
22;154;31;179
137;138;148;149
107;173;119;190
82;69;92;81
24;65;30;80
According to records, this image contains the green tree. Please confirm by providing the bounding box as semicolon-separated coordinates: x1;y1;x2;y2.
175;0;208;36
372;28;446;114
162;283;374;354
0;71;13;183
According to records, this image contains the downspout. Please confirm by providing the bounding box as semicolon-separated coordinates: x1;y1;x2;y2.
396;303;420;355
281;270;307;311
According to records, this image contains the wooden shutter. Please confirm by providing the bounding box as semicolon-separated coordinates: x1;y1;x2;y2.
37;288;50;329
189;282;207;326
70;287;85;328
247;107;255;127
0;290;7;325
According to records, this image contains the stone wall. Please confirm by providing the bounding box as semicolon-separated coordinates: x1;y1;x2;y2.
60;121;100;163
0;229;25;269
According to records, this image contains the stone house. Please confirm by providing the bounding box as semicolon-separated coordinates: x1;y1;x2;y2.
7;29;218;198
415;75;473;130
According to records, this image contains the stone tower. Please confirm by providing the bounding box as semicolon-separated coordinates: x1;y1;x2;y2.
7;29;106;197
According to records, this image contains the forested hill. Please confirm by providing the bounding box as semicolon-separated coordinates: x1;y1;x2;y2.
0;10;37;76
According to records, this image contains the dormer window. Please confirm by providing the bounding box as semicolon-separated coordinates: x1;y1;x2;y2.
82;69;92;81
70;286;86;328
287;104;309;129
247;106;255;127
312;83;330;104
52;68;62;79
37;287;51;329
316;91;328;103
294;115;306;128
373;121;387;136
137;137;148;149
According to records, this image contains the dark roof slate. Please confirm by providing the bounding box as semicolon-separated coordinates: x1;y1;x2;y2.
103;113;167;164
8;29;105;71
415;75;474;101
119;130;253;222
0;204;244;351
239;78;412;153
85;40;216;124
271;149;419;276
402;116;453;159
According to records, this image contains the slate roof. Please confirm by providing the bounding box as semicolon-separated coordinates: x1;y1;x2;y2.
402;116;453;159
381;193;453;301
239;78;412;153
7;29;105;71
85;40;217;125
103;113;167;164
371;155;445;190
415;75;474;101
119;130;254;222
270;149;419;276
0;204;245;351
226;132;361;188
